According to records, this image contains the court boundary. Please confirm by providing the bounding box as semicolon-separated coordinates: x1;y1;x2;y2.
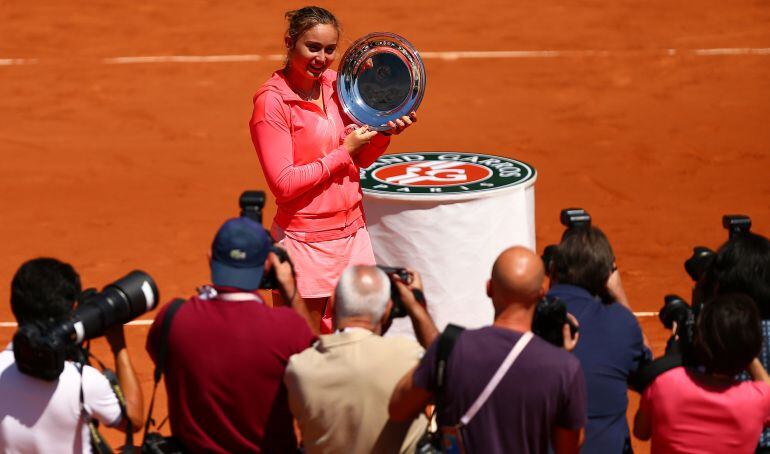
2;48;770;66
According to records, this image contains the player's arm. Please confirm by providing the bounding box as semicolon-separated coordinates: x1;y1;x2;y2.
250;93;352;202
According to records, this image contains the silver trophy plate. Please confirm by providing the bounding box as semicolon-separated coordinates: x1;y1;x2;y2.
337;32;426;131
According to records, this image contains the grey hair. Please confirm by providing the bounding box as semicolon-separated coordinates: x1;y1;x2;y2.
334;265;391;321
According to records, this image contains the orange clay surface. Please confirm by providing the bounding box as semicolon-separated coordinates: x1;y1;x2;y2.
1;1;769;451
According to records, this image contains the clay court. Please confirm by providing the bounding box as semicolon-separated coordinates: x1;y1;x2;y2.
1;0;769;450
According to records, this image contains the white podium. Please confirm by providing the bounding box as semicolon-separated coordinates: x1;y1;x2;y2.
361;152;538;337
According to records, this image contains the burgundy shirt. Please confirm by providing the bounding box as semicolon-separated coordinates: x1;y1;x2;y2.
413;326;587;454
147;291;315;453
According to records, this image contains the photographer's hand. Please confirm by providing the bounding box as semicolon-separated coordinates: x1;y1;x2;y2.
393;270;438;348
562;313;580;352
267;251;315;334
606;267;632;310
267;250;297;305
104;325;143;432
749;358;770;385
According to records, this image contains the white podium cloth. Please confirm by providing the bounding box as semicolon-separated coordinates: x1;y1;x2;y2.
362;153;537;337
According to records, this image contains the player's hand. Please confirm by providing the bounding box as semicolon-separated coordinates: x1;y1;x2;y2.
343;125;378;155
382;111;417;136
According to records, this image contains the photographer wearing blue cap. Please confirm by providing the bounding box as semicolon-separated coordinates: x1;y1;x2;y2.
146;217;315;453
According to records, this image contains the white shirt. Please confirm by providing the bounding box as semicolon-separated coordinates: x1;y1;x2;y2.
0;343;121;453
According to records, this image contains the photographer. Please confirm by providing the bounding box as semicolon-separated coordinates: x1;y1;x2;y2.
146;217;315;453
390;247;585;454
0;258;143;451
547;225;651;454
699;230;770;451
283;265;438;453
633;293;770;453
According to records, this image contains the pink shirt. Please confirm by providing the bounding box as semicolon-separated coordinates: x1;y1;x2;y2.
640;367;770;454
249;69;390;234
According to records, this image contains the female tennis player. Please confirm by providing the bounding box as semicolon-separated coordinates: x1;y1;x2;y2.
249;6;416;333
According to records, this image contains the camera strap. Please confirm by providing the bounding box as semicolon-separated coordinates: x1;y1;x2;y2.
75;352;122;454
142;298;187;444
418;323;465;450
458;331;533;426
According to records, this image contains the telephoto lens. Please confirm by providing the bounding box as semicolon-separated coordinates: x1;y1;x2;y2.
71;270;159;343
13;270;159;380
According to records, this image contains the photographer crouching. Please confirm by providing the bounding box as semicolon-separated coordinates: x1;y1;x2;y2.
0;258;144;451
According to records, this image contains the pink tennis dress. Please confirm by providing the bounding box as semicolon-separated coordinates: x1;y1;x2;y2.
250;69;390;297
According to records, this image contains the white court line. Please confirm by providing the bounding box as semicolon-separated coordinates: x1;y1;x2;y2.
0;320;154;328
103;54;278;64
0;58;37;66
0;312;660;328
1;48;770;66
693;47;770;56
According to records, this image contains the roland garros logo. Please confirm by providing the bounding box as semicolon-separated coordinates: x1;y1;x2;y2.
361;152;535;195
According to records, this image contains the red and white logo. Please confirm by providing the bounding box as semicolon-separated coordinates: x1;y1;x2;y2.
372;161;492;187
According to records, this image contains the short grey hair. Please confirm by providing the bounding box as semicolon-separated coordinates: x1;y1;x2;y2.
334;265;391;321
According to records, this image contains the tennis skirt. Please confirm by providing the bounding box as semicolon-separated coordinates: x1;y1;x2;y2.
271;222;376;298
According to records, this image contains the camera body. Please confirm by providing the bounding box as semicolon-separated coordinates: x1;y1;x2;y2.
378;266;413;319
239;190;292;290
13;270;159;381
658;294;698;361
532;295;578;347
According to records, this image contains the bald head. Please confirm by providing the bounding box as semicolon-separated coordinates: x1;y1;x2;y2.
489;246;545;309
334;265;391;322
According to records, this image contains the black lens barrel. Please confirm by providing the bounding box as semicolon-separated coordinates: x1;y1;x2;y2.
70;270;159;342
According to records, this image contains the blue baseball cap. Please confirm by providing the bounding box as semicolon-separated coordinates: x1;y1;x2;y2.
210;217;271;291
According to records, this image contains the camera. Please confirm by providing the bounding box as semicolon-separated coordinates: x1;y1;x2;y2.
658;294;697;360
378;266;413;319
684;214;752;283
239;190;292;290
13;270;159;381
631;214;755;391
532;296;578;347
542;208;591;276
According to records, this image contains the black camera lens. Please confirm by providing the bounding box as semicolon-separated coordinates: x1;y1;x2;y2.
71;270;159;343
659;294;691;330
532;296;577;347
683;247;715;283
